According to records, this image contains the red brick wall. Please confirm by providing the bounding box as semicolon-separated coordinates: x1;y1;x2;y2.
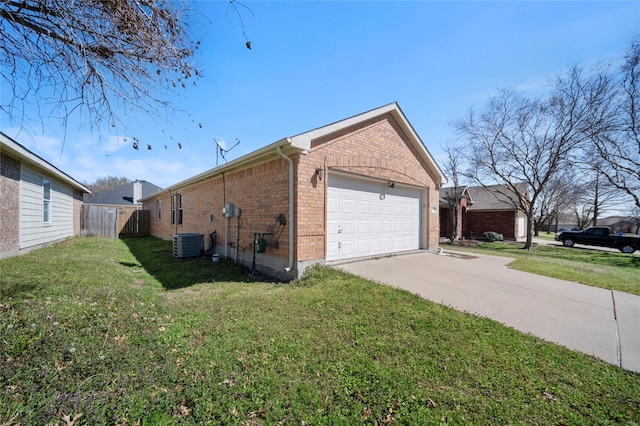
1;153;20;258
145;158;291;267
466;210;517;239
440;198;470;239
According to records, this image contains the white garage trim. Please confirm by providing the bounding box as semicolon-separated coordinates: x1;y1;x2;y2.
327;173;422;262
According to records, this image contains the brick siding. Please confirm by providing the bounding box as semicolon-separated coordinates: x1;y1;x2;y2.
145;158;291;268
144;112;440;276
465;210;517;239
1;153;20;257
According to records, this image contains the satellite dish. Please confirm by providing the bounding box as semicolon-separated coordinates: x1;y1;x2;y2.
214;135;240;167
214;135;227;150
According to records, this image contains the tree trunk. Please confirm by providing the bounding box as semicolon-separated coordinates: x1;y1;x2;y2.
524;213;534;250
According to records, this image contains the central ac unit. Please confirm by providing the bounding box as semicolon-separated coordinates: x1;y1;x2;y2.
173;233;204;258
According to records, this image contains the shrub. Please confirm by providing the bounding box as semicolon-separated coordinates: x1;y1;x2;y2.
483;231;504;242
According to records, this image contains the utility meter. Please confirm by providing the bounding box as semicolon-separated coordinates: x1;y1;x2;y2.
255;236;267;253
223;203;234;218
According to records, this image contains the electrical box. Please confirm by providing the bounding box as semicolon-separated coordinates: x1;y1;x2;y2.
235;207;242;217
255;236;267;253
223;203;234;218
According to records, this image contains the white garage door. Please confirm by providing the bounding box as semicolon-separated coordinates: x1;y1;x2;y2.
326;174;421;262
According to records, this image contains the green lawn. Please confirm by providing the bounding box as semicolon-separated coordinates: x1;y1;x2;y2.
1;237;639;425
445;241;640;296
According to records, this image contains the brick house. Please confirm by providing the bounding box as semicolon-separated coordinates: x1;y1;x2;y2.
1;131;90;259
439;186;472;240
439;184;527;240
141;103;447;279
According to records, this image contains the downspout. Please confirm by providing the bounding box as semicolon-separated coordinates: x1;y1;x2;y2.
168;188;178;236
223;172;229;258
276;145;295;273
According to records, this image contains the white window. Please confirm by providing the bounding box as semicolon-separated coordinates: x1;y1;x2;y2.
43;178;51;223
171;194;183;225
156;199;162;220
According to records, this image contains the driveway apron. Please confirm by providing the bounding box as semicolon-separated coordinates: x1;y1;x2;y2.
337;251;640;373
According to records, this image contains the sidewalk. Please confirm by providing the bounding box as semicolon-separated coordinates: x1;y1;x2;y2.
337;250;640;373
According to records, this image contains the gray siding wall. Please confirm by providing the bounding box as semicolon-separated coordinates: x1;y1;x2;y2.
20;166;74;250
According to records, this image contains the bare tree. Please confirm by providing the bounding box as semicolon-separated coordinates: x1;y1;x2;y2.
591;38;640;209
630;206;640;235
578;167;620;226
440;142;466;241
84;175;132;195
1;0;202;134
533;173;576;235
455;66;614;249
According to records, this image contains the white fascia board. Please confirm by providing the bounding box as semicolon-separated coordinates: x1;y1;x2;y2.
140;137;299;201
288;103;399;151
1;132;91;193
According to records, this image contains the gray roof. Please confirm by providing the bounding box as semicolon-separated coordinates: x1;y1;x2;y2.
85;180;162;205
440;183;528;211
467;183;528;211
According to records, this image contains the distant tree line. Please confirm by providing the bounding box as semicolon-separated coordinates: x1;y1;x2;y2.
84;176;132;196
443;37;639;249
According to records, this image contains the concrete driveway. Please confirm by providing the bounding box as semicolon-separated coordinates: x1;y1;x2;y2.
337;250;640;373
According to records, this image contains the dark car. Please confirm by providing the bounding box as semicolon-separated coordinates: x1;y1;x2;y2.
555;226;639;254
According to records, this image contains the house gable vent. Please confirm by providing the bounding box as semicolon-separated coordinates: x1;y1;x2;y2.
173;233;204;258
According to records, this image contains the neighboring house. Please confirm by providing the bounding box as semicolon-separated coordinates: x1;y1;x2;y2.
439;183;527;240
597;216;640;235
82;180;162;238
142;103;447;279
439;186;473;240
85;180;162;206
1;131;91;259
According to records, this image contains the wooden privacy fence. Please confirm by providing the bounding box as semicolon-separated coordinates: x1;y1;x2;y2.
81;205;150;238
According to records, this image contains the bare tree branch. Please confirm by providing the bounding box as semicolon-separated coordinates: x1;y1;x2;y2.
590;38;640;209
1;0;204;138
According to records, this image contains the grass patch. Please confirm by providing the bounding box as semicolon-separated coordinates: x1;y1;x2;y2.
1;237;639;424
446;241;640;296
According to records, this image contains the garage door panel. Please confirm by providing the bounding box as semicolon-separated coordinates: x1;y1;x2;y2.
341;198;355;214
327;174;421;262
356;239;370;256
356;200;369;215
341;240;355;257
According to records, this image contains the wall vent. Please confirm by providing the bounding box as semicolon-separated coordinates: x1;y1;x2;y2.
173;233;204;258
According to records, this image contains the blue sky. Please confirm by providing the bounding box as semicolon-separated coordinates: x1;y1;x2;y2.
1;1;639;191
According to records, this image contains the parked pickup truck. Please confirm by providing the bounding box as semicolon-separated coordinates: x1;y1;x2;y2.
555;226;640;254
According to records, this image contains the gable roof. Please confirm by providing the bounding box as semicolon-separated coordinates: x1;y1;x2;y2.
142;103;447;199
0;131;90;193
439;186;473;204
466;183;528;211
85;180;162;205
290;102;447;186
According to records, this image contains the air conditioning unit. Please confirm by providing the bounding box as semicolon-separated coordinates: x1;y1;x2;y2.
173;233;204;258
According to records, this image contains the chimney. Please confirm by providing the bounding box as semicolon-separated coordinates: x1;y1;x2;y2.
133;180;142;204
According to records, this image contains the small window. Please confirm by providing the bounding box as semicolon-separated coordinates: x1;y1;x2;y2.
156;199;162;220
43;178;51;223
171;194;183;225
